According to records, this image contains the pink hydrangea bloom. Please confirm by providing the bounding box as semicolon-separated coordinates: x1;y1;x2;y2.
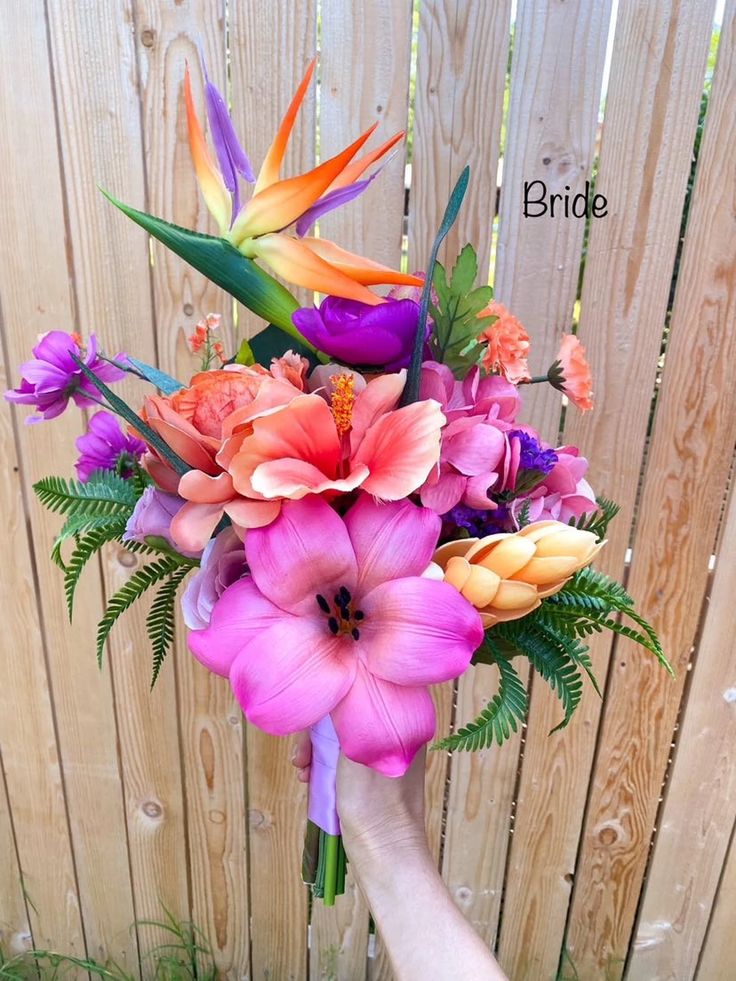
188;495;483;776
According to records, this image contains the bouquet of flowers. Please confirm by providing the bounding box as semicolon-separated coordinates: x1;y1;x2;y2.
6;58;669;906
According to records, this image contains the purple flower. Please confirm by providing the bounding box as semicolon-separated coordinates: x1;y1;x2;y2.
123;486;201;559
4;331;125;424
508;430;558;495
292;296;425;369
75;411;146;483
181;528;248;630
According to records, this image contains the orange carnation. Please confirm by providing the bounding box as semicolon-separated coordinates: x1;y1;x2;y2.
553;334;594;412
477;301;531;384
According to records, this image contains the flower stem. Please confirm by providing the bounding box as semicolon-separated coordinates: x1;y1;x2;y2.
521;374;550;385
322;833;340;907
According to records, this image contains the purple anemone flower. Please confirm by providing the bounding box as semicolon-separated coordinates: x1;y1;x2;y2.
292;296;426;370
75;411;146;483
5;331;126;424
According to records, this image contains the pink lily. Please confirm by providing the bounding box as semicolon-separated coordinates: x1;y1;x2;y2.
187;495;483;776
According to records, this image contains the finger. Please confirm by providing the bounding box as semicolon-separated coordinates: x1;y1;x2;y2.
296;765;311;783
291;730;312;769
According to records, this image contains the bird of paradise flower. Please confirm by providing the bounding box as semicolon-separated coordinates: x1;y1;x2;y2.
104;56;420;345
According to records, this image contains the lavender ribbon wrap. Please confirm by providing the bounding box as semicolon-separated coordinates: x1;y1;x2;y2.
308;715;341;836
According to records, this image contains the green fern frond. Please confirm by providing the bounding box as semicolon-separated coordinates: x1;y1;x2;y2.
56;512;128;545
530;617;602;697
569;496;620;538
96;557;181;666
34;473;138;516
550;566;635;611
434;655;528;751
148;567;190;687
494;621;583;732
63;524;128;620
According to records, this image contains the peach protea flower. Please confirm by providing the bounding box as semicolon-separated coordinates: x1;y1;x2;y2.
433;520;604;627
550;334;594;412
477;301;531;384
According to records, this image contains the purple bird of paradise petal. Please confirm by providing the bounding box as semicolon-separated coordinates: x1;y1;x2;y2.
295;170;381;238
201;61;255;225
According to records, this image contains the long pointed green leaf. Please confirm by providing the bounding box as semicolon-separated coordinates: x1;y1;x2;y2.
402;166;471;405
101;190;312;347
126;356;184;395
71;355;190;476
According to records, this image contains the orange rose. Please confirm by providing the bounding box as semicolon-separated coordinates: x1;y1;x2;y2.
552;334;594;412
477;301;531;384
433;520;604;627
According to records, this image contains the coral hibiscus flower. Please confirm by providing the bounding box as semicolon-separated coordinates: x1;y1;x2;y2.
224;369;445;507
188;495;483;776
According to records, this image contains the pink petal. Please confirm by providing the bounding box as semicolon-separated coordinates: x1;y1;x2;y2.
358;578;482;685
230;618;356;734
251;458;369;498
246;497;358;615
349;371;406;454
344;495;440;596
187;577;285;676
179;469;235;504
170;501;223;552
356;400;444;499
223;497;281;529
444;422;505;476
420;469;466;513
331;663;436;777
463;472;499;509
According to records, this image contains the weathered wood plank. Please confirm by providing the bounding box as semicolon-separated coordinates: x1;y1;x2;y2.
565;1;733;974
501;0;716;973
695;819;736;980
629;483;736;977
0;0;137;963
228;6;316;976
45;0;191;957
133;5;251;976
0;752;31;955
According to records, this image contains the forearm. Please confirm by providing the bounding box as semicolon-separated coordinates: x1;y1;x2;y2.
350;842;507;981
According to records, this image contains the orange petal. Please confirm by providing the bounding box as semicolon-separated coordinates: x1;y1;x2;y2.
301;238;423;287
254;58;317;195
249;233;382;304
184;64;231;234
326;131;405;192
231;123;379;242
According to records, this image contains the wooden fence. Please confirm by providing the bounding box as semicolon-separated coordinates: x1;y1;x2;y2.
0;1;734;978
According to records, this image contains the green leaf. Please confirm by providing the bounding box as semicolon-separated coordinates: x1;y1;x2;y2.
96;556;181;666
402;166;471;405
102;190;310;346
433;655;528;751
148;566;190;687
247;323;321;368
426;245;493;375
70;355;191;477
494;620;583;732
449;244;478;295
33;473;138;515
568;496;620;538
234;339;256;366
125;356;184;395
56;512;128;546
63;524;127;620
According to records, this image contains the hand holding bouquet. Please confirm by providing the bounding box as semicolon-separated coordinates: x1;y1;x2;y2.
7;55;669;906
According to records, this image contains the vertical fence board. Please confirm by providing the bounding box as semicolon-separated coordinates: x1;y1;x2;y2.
0;0;137;961
45;0;192;957
494;0;612;441
629;480;736;975
133;4;251;977
0;747;31;955
228;5;316;976
565;1;734;974
695;822;736;980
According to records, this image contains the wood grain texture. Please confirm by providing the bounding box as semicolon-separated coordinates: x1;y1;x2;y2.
629;477;736;975
133;4;251;976
229;0;317;339
695;819;736;980
494;0;612;442
45;0;191;958
0;751;31;955
319;0;413;269
504;0;716;974
309;868;369;981
0;0;137;962
410;0;511;275
227;7;317;977
565;1;733;974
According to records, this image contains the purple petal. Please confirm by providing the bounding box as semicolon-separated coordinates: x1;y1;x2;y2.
295;173;378;237
204;75;256;189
